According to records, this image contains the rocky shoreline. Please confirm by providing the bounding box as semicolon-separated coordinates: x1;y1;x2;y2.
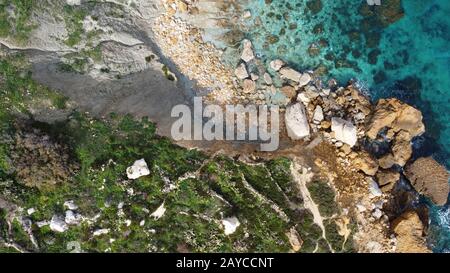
153;1;449;252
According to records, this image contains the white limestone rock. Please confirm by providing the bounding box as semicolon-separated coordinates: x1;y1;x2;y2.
263;73;273;85
150;202;166;220
50;215;68;233
65;210;82;225
279;67;302;82
234;63;249;80
369;178;383;198
331;117;357;147
93;228;110;236
64;200;78;210
222;216;240;235
126;159;150;180
313;106;324;123
298;73;312;87
269;59;285;71
241;39;255;63
285;103;310;140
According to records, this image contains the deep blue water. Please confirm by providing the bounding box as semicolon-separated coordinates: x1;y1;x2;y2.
239;0;450;252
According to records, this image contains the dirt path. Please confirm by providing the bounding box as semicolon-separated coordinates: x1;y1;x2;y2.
290;159;334;252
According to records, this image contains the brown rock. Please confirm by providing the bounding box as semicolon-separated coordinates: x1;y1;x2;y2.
392;211;430;253
353;152;379;176
391;131;413;167
242;79;256;93
366;98;425;140
405;157;450;206
281;85;297;99
379;153;396;169
376;170;400;192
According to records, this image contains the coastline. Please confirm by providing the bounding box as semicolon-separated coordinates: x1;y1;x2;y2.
150;0;449;252
0;0;447;253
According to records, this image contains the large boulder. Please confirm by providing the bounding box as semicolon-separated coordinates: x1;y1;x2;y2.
366;98;425;140
127;159;150;180
331;117;358;147
285;103;310;140
405;157;450;206
392;211;430;253
279;67;302;82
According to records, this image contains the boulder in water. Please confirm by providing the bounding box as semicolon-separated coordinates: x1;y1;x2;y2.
405;157;450;206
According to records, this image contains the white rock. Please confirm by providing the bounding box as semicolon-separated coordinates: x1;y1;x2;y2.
65;210;82;225
125;219;132;227
285;103;310;140
93;228;110;236
356;203;367;212
37;220;50;228
222;216;240;235
66;0;81;6
313;106;324;123
242;10;252;19
234;63;249;80
27;208;36;215
367;0;381;6
269;59;285;71
150;202;166;220
64;200;78;210
50;215;68;233
366;241;383;253
140;220;145;227
298;73;312;87
126;159;150;180
241;39;255;63
279;67;302;82
331;117;357;147
263;73;273;85
372;209;383;220
369;178;383;198
297;93;310;104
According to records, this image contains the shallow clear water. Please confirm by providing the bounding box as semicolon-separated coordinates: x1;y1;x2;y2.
240;0;450;252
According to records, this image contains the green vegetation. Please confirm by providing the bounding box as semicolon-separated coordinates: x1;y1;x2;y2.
63;5;87;47
307;180;338;217
0;0;36;42
162;65;176;81
0;57;352;253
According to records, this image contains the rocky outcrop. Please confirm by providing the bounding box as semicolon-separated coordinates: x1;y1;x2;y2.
353;152;379;176
392;211;430;253
366;98;425;140
405;157;449;206
285;103;310;140
331;117;357;147
376;170;400;192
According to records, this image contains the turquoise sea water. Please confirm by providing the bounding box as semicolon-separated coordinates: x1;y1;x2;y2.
239;0;450;252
